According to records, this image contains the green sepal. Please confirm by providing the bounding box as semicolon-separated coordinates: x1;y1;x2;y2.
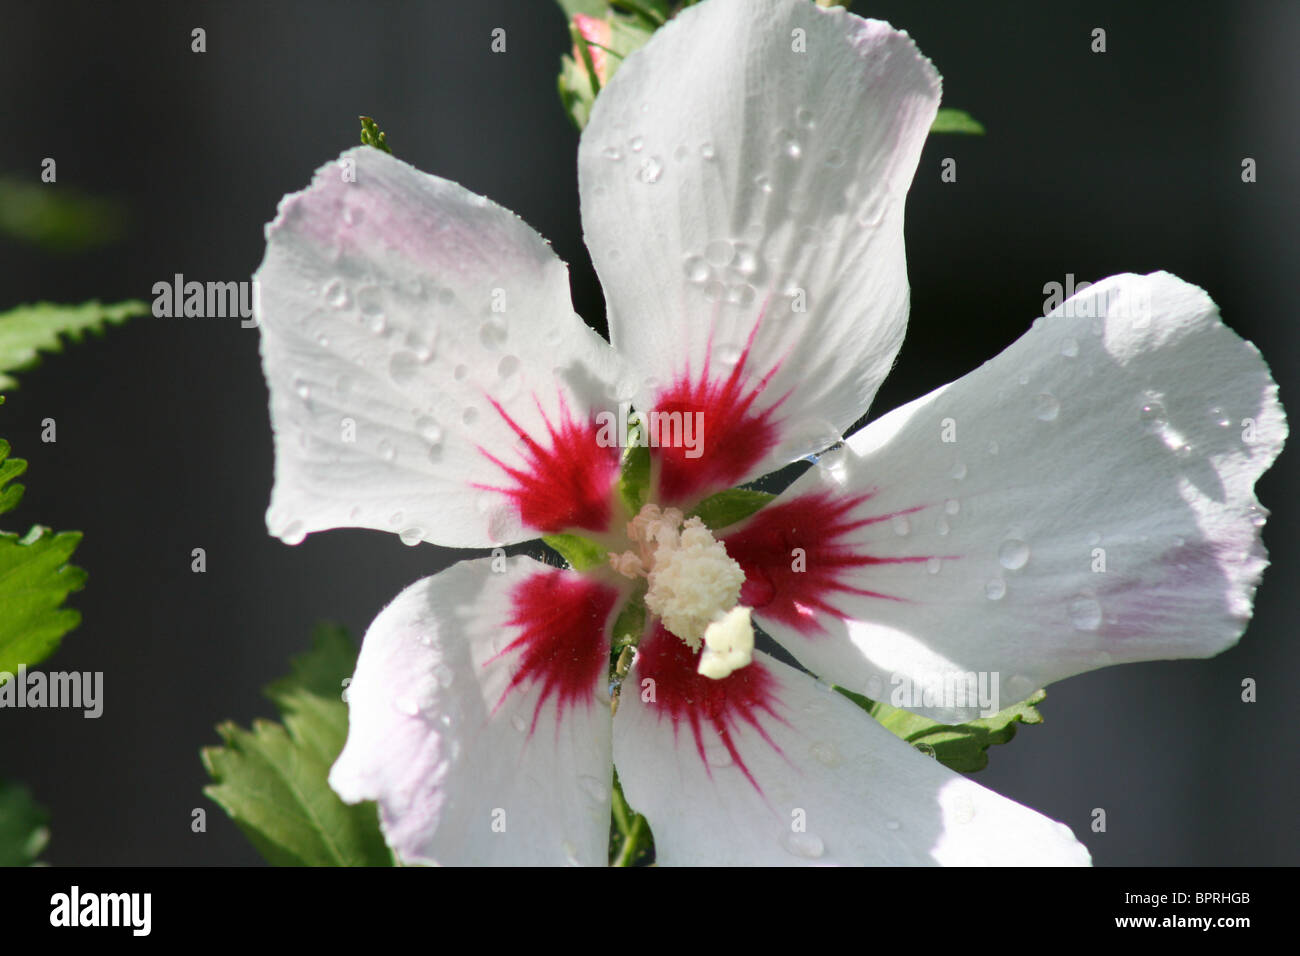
686;487;775;530
836;686;1046;774
930;108;986;135
609;766;654;866
610;586;647;650
202;623;394;867
543;532;609;572
618;441;651;517
0;779;50;866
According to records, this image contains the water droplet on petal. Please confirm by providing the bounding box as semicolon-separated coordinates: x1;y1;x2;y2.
998;538;1030;570
498;354;520;378
795;107;815;129
700;142;716;160
1139;395;1167;430
944;498;960;516
810;741;841;767
886;820;901;831
1061;337;1079;357
603;145;622;161
324;278;351;309
399;527;424;547
705;239;734;267
825;148;846;169
891;514;911;536
1068;594;1103;631
782;831;825;860
637;155;663;183
1033;393;1061;421
925;557;942;575
378;439;396;462
390;351;419;384
511;714;527;733
462;406;479;427
684;256;711;284
985;578;1007;601
950;461;968;480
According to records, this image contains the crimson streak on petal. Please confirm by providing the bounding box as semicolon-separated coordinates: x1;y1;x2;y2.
476;393;620;534
637;622;784;792
724;491;932;636
492;569;619;733
652;324;786;507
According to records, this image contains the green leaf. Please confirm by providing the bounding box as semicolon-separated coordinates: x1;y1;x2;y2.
836;686;1046;774
0;300;146;391
556;0;610;17
0;176;129;252
0;779;50;866
358;116;392;155
202;623;393;867
686;487;775;530
543;532;609;572
0;433;26;515
0;524;86;677
930;108;986;135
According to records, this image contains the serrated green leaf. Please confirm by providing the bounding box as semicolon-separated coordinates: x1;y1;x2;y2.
0;300;146;390
0;525;86;677
686;488;775;530
543;532;609;572
930;108;986;135
0;436;26;515
0;779;50;866
202;623;393;867
836;686;1046;773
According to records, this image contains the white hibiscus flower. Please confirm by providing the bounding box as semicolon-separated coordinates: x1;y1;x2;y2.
252;0;1285;865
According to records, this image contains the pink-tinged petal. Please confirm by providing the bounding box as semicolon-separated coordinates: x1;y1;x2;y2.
330;556;621;865
256;146;629;548
579;0;941;486
746;273;1286;722
615;649;1090;865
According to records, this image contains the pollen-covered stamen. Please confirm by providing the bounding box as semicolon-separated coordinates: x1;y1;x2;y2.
610;504;754;678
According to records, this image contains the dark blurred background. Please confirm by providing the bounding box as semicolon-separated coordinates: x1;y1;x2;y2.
0;0;1295;865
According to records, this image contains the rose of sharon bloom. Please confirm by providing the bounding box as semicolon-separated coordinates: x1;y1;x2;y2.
253;0;1285;865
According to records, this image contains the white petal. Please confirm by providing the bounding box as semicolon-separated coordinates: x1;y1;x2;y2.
736;272;1286;721
578;0;940;491
256;146;630;548
614;633;1089;866
330;556;624;865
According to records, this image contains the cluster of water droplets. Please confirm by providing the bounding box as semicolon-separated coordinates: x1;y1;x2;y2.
681;236;763;308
